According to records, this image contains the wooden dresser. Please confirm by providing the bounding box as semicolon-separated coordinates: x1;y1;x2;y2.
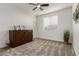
9;30;33;48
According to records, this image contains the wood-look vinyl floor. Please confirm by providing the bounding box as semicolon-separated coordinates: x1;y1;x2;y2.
0;38;75;56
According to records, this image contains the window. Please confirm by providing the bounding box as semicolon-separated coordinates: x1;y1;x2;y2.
43;15;58;30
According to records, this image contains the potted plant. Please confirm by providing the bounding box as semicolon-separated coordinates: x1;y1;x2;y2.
64;30;70;44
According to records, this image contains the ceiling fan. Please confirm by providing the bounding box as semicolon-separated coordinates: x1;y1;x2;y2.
29;3;49;11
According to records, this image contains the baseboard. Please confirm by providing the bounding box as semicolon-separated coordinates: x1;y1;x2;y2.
73;46;78;56
34;37;72;45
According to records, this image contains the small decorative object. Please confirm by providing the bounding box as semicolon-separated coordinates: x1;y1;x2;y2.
15;25;18;30
18;25;21;30
14;25;16;30
73;3;79;23
23;25;25;30
20;25;22;30
19;25;25;30
14;25;20;30
14;25;26;30
64;30;70;44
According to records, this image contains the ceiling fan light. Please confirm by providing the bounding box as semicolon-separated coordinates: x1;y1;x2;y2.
37;5;40;8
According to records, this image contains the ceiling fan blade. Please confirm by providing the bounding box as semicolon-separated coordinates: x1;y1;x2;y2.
32;7;37;10
29;3;37;6
39;7;43;11
41;4;49;6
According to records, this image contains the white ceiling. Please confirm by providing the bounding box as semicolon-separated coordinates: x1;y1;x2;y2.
0;3;72;15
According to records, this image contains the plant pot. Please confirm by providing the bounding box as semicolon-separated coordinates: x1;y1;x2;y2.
64;30;70;44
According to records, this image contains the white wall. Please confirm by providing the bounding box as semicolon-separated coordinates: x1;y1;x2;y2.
72;3;79;56
36;7;72;43
0;4;36;48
